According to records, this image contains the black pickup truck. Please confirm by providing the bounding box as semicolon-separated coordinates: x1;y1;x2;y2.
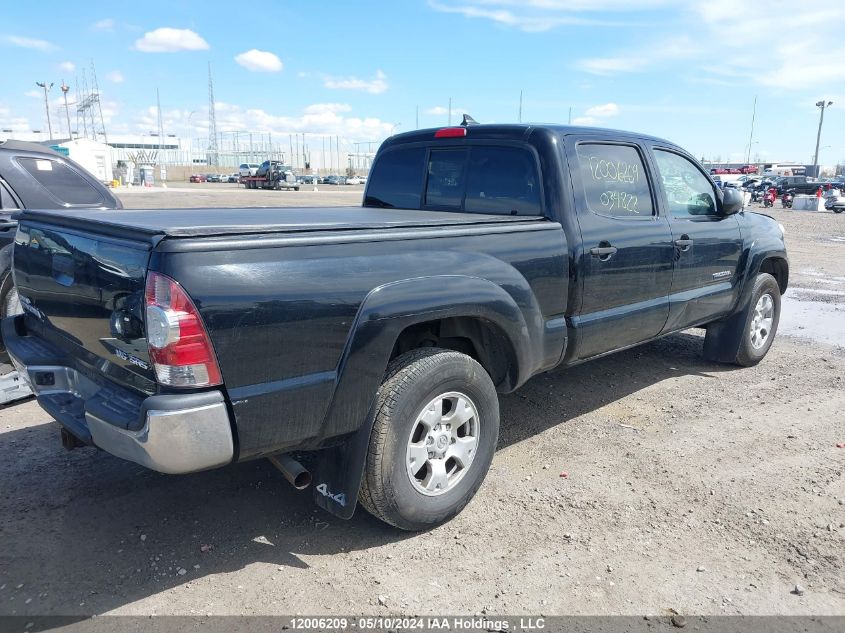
4;122;788;530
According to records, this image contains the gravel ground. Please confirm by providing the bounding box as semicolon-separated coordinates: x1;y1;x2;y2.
0;196;842;617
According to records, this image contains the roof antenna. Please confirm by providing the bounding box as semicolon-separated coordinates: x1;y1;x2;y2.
461;114;479;126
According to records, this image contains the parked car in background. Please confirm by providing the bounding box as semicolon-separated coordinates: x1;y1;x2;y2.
227;173;240;183
346;175;363;185
206;174;222;183
0;140;122;356
325;175;346;185
239;163;260;178
189;174;207;183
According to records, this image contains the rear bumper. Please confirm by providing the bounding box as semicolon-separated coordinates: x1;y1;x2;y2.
3;316;234;474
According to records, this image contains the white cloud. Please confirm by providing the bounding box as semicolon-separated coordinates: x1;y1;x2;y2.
304;103;352;114
427;0;673;32
0;104;31;133
58;61;75;73
576;36;698;75
91;18;115;32
134;28;209;53
324;70;388;94
24;90;41;98
584;103;619;118
572;1;845;90
106;70;125;83
3;35;56;52
234;49;283;72
572;103;620;127
425;105;466;117
144;102;395;141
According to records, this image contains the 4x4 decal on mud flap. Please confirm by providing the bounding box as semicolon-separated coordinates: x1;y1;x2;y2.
316;483;347;507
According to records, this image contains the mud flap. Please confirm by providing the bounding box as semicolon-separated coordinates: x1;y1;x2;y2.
702;297;752;363
310;404;376;519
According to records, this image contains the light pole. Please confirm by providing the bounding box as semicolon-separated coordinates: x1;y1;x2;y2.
812;100;833;178
60;82;72;139
36;81;54;140
186;110;198;162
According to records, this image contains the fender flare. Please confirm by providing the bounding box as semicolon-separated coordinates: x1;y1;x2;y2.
704;245;788;363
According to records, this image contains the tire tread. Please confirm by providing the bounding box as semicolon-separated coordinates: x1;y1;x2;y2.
359;348;493;529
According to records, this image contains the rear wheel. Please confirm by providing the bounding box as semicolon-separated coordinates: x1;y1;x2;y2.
359;348;499;531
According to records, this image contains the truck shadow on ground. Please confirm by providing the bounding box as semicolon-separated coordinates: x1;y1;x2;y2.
0;331;736;616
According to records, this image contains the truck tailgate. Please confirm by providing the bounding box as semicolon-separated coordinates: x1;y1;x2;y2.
13;220;156;395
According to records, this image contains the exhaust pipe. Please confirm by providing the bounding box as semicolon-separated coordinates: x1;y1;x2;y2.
269;454;312;490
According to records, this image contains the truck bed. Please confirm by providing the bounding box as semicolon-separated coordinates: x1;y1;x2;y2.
15;206;537;239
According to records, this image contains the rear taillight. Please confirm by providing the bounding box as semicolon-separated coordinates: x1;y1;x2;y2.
144;271;222;388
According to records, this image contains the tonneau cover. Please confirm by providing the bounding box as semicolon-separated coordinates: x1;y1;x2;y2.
15;206;538;239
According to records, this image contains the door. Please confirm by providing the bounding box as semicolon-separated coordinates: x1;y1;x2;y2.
649;148;744;330
565;138;675;359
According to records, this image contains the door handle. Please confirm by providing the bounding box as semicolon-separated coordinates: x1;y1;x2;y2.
674;235;693;252
590;244;618;260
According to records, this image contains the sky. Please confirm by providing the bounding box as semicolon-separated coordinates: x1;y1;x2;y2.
1;0;844;165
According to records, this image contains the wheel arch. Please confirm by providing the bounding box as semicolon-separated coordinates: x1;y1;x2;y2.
758;256;789;294
317;275;539;443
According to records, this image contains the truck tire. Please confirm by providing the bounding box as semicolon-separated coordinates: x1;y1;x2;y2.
359;348;499;530
704;273;781;367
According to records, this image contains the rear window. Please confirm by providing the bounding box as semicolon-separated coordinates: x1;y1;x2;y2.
15;157;104;206
425;149;467;208
364;147;426;209
365;144;542;215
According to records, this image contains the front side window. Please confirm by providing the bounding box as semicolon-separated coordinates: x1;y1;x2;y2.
15;157;104;206
653;150;717;217
575;143;654;219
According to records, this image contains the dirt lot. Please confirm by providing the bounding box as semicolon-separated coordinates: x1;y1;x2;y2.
0;192;843;617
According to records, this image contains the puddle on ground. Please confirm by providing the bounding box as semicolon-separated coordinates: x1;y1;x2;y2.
779;293;845;347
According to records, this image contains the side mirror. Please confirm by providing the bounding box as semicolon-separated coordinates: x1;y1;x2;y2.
720;186;743;216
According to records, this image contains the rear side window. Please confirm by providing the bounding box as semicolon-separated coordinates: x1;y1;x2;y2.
575;143;653;219
15;157;104;206
464;146;541;215
364;147;426;208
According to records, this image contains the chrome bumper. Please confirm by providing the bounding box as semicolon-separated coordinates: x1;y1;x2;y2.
14;361;234;474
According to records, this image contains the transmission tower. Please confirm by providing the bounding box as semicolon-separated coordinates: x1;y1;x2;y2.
76;62;108;143
90;61;108;143
207;62;219;166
